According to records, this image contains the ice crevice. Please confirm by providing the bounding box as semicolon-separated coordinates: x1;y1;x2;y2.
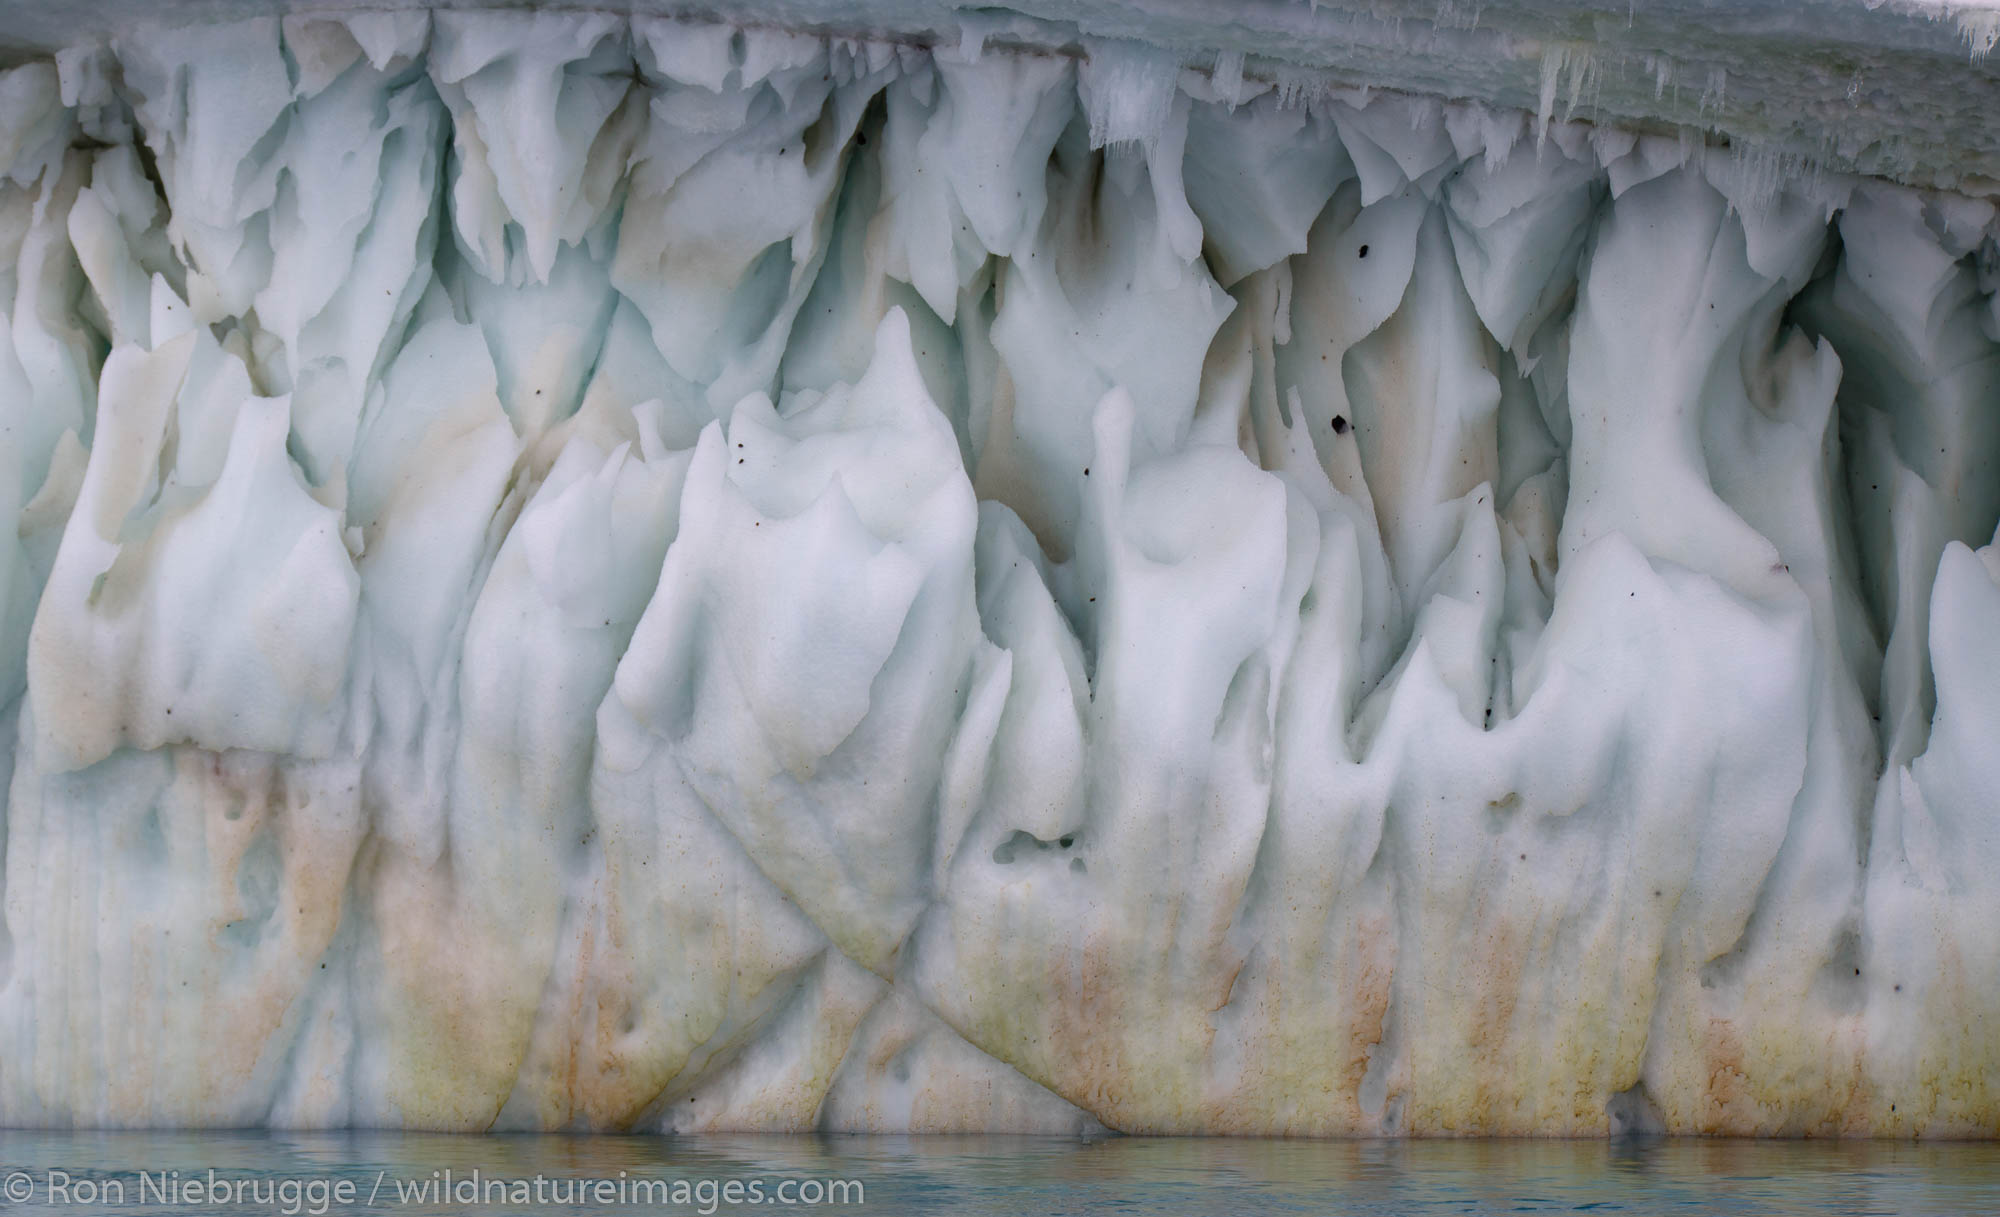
0;6;1995;1135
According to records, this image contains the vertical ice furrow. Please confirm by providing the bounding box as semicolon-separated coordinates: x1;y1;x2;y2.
876;52;1074;322
1645;217;1883;1133
361;436;687;1130
1076;39;1202;266
612;33;890;419
67;146;181;351
904;384;1316;1132
1366;165;1828;1134
782;93;930;398
1328;95;1458;206
600;311;976;977
1795;184;2000;770
428;11;629;286
1202;464;1398;1133
254;61;416;351
1273;182;1423;542
1441;140;1600;358
526;325;973;1130
1183;93;1351;288
1875;530;2000;1132
0;64;72;189
1804;185;2000;1137
982;115;1233;556
10;149;101;466
950;503;1089;864
0;129;94;740
0;82;92;1122
267;63;447;494
1340;205;1502;614
279;15;370;99
114;19;291;323
345;318;520;851
336;312;524;1124
29;332;357;775
1560;169;1808;593
449;240;622;442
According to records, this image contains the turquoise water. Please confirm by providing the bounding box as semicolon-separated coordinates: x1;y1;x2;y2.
0;1132;1995;1215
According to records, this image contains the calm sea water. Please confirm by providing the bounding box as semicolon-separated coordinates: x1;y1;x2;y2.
0;1131;1994;1215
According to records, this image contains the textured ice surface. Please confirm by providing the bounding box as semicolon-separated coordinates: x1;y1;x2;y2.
12;0;2000;190
0;6;1997;1135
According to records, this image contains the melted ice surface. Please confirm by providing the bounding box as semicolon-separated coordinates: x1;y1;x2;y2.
0;8;1995;1136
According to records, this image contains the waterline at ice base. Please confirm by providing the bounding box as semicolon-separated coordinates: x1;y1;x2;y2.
0;0;1997;1138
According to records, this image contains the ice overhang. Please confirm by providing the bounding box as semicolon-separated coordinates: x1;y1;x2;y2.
3;0;1998;193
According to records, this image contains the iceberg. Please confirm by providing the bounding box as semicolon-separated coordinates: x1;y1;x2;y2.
0;0;1995;1136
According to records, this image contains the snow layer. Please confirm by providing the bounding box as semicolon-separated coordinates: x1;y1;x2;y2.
10;0;2000;193
0;8;1996;1136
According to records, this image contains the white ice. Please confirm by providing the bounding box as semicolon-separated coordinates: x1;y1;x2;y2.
0;7;1995;1136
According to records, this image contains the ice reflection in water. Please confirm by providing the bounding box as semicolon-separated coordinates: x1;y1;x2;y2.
0;1133;1996;1214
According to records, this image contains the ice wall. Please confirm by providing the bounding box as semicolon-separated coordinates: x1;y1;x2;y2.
0;8;1997;1136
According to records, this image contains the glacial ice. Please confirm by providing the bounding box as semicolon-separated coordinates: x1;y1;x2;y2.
0;4;1996;1137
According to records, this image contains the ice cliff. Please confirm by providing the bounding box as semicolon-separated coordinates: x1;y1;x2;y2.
0;2;1997;1136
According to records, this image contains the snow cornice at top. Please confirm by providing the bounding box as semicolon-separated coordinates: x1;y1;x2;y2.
4;0;2000;194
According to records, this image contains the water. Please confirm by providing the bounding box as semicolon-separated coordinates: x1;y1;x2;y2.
0;1132;1995;1215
